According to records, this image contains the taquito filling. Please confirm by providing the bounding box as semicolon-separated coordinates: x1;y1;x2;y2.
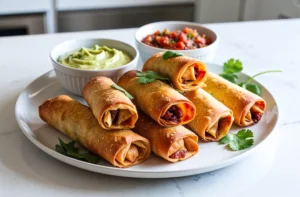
103;109;133;127
206;116;233;140
169;139;187;159
161;105;183;123
115;142;148;165
244;101;265;124
181;65;206;85
251;105;263;123
168;138;197;159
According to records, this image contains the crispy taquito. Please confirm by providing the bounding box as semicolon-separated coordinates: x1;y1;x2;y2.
39;95;150;168
184;89;234;141
83;76;138;130
203;72;266;126
142;52;207;91
117;70;196;127
133;110;198;162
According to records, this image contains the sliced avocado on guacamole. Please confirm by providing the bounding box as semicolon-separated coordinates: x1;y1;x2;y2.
58;45;132;70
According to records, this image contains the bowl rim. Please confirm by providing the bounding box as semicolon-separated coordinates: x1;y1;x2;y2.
135;21;219;52
50;38;139;72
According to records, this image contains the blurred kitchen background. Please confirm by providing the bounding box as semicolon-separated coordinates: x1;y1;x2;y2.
0;0;299;37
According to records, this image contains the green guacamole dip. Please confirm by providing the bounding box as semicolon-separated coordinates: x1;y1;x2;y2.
58;45;132;70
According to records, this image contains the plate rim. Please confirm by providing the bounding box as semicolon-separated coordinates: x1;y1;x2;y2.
15;65;280;178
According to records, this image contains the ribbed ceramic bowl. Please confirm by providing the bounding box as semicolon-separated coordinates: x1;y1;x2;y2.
50;38;139;96
135;21;218;62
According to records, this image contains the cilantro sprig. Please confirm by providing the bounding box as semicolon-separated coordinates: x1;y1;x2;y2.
219;58;281;95
111;84;133;100
219;129;254;151
162;51;183;59
223;58;243;73
136;71;170;84
56;138;101;164
238;70;282;96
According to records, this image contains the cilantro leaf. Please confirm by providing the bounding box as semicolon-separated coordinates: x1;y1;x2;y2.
219;129;254;151
223;58;243;74
162;51;183;59
111;84;133;100
219;73;238;83
239;70;281;95
77;153;101;164
55;144;67;155
240;83;261;96
136;71;169;84
56;138;101;164
220;58;281;96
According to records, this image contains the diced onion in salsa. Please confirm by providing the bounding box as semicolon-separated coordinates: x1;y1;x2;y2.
142;27;212;50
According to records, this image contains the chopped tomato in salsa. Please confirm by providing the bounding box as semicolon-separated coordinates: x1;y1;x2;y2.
142;27;212;50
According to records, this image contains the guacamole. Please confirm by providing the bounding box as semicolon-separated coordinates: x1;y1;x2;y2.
58;45;132;70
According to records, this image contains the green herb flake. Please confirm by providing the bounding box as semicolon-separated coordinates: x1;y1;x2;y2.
136;71;170;84
162;51;183;60
220;58;281;96
56;138;101;164
176;89;184;94
239;83;261;96
223;58;243;73
187;32;194;39
219;73;239;83
219;129;254;151
111;84;133;100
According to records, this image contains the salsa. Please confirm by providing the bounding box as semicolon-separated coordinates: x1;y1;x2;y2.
58;45;132;70
142;27;212;50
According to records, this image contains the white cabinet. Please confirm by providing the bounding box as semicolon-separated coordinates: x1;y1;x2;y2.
194;0;242;23
244;0;300;20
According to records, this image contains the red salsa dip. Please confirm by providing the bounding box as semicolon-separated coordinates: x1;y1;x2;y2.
142;27;212;50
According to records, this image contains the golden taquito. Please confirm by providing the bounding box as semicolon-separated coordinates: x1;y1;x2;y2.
133;110;198;162
83;76;138;130
184;88;234;141
39;95;150;168
117;70;196;127
202;72;266;126
142;52;207;91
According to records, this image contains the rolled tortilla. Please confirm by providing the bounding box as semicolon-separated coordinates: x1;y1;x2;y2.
83;76;138;130
184;89;234;141
117;70;196;127
39;95;150;168
142;52;207;91
203;72;266;126
133;110;198;162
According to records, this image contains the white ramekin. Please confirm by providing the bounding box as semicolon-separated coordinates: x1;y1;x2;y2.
135;21;218;62
50;38;139;96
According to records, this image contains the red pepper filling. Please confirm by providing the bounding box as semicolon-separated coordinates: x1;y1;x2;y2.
169;150;187;159
182;67;205;85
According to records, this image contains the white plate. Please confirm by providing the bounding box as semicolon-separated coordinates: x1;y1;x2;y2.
15;63;279;178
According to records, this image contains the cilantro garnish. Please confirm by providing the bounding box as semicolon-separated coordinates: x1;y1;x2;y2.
136;71;170;84
162;51;183;59
111;84;133;100
219;58;281;95
56;138;101;164
219;73;238;84
223;58;243;73
219;129;254;151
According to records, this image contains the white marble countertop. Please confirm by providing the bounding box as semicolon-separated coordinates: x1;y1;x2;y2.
0;19;299;197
